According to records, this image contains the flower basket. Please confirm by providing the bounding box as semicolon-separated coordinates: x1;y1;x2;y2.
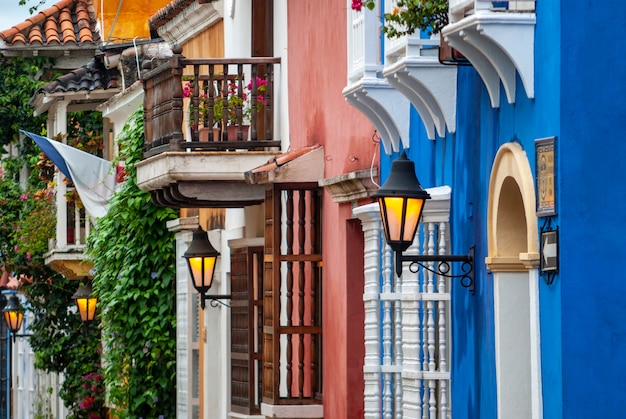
438;36;469;66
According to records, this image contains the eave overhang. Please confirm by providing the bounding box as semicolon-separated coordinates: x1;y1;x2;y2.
442;11;535;108
383;38;457;140
343;77;410;154
318;168;378;204
136;151;279;208
151;0;223;45
31;88;122;116
97;80;144;128
245;144;324;185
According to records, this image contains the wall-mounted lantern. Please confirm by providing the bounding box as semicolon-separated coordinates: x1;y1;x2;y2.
2;293;24;342
72;282;98;323
183;227;231;308
373;152;475;293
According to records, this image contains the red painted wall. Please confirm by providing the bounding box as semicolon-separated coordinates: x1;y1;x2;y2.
288;1;376;417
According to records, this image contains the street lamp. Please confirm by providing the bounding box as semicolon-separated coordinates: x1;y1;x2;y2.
183;226;230;308
373;152;475;293
72;282;97;323
2;294;23;342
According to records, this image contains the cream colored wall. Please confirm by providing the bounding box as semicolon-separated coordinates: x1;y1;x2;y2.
181;20;224;59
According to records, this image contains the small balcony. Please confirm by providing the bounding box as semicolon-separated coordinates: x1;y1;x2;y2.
443;0;536;107
137;45;282;208
45;185;93;280
382;0;458;141
343;0;412;154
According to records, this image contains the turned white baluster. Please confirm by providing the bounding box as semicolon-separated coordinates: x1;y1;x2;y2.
438;222;450;417
353;204;382;419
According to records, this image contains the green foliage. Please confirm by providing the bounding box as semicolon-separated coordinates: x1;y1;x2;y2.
0;55;52;148
87;108;178;419
23;275;105;419
0;54;107;418
359;0;449;37
18;0;48;15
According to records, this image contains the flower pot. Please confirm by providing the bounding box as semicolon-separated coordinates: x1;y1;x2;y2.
438;36;469;66
225;124;249;142
198;127;221;142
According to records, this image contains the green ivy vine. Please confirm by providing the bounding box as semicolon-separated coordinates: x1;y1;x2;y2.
0;55;107;418
87;108;178;419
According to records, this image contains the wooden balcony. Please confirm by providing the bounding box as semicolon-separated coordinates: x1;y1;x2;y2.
137;45;282;208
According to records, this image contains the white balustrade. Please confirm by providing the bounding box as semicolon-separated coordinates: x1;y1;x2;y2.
346;0;382;84
354;190;452;419
450;0;536;23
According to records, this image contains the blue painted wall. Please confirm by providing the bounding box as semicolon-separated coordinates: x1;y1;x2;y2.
377;0;571;416
560;1;626;417
446;0;565;414
380;1;626;416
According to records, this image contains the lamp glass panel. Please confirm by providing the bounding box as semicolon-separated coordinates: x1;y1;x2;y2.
379;196;425;246
402;197;425;242
188;256;216;289
380;196;405;242
77;297;97;322
4;310;23;332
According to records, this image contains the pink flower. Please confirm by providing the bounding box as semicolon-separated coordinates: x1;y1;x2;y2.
20;194;28;201
79;396;94;409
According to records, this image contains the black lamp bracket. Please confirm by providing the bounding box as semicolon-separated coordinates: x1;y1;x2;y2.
9;332;32;343
397;246;475;294
201;294;231;309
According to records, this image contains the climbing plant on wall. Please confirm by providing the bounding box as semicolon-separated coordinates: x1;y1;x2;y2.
87;108;178;419
0;55;107;418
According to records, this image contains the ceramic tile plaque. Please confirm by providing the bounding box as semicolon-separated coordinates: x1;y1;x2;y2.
535;137;556;216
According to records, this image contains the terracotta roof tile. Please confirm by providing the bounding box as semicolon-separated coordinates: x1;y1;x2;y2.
11;32;26;45
44;17;60;44
244;144;324;185
59;9;76;43
28;26;44;45
0;0;99;47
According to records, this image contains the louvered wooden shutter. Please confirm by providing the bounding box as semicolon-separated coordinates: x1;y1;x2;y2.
230;245;264;415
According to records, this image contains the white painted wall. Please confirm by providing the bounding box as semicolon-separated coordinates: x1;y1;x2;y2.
494;271;543;419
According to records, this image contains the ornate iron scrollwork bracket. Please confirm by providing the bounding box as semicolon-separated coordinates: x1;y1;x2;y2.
202;294;231;309
397;246;475;294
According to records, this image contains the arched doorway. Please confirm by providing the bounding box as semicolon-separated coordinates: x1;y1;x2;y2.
485;142;543;419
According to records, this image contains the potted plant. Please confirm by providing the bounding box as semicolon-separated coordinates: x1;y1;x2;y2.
352;0;464;64
352;0;448;37
184;76;267;141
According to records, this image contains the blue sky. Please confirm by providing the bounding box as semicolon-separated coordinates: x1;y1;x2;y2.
0;2;40;32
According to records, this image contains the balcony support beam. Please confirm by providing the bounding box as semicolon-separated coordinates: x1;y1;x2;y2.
343;77;411;154
442;12;536;108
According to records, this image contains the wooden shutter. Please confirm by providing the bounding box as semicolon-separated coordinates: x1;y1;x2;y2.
230;245;264;415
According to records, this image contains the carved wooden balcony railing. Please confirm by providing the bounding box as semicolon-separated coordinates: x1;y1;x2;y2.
141;45;281;158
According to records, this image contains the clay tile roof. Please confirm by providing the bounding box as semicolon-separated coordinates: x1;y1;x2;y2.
37;58;120;94
245;144;324;185
0;0;100;47
148;0;218;32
